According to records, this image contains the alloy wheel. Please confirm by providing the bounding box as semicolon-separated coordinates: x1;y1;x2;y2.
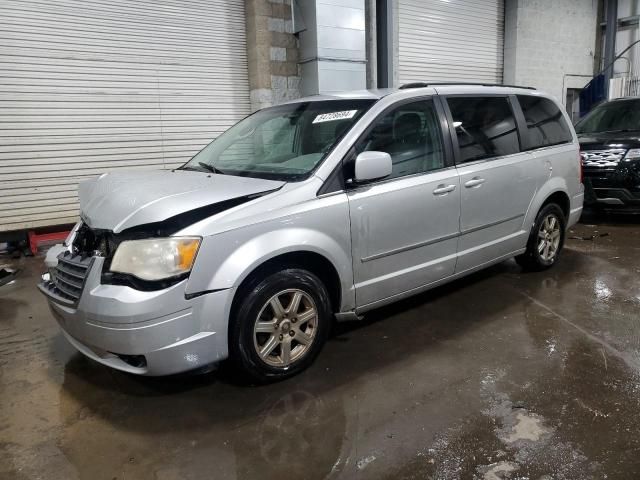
537;214;561;262
253;289;318;367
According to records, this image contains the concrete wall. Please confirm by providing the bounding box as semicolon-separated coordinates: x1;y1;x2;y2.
615;0;639;54
613;0;640;76
503;0;599;104
245;0;367;108
245;0;300;111
244;0;601;110
298;0;367;95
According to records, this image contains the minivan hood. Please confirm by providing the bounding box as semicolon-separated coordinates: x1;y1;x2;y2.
78;170;284;233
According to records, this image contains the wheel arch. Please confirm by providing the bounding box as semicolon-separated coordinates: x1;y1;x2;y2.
186;224;354;307
230;250;343;319
541;190;570;219
525;177;571;230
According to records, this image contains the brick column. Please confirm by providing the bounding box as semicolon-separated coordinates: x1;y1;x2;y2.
245;0;300;112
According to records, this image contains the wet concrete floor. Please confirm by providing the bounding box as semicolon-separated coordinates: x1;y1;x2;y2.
1;216;640;479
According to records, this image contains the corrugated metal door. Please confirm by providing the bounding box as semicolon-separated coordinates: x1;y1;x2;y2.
398;0;505;85
0;0;250;232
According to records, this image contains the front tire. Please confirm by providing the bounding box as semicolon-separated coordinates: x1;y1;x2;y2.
516;203;566;271
229;268;331;383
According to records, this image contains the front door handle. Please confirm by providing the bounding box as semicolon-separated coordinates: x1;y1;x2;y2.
433;184;457;195
464;177;486;188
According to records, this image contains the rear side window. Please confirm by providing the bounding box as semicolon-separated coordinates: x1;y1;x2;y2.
446;96;520;163
517;95;573;148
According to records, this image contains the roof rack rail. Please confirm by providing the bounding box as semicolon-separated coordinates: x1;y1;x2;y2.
399;82;536;90
398;82;431;89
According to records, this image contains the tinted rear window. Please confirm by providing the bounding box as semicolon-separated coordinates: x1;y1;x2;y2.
517;95;573;148
446;96;520;163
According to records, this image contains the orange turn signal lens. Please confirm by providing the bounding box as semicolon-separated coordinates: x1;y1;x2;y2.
177;239;200;271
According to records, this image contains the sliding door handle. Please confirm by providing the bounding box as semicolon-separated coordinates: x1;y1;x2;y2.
464;177;486;188
433;184;457;195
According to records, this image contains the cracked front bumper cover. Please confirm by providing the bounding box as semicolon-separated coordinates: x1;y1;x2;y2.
39;256;235;375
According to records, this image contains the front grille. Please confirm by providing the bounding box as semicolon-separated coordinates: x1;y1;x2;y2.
581;149;627;169
40;251;93;306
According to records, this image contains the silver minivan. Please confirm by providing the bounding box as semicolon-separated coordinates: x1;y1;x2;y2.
39;84;584;381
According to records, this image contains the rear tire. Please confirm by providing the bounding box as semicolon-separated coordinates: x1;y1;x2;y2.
516;203;566;271
229;268;331;383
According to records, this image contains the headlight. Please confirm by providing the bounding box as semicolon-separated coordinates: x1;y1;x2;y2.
110;237;201;281
624;148;640;161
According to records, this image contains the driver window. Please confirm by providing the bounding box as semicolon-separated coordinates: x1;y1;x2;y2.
356;100;445;179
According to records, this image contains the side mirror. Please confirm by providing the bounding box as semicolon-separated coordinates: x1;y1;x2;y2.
354;151;392;183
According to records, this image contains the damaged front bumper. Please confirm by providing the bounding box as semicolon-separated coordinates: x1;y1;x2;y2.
38;253;235;375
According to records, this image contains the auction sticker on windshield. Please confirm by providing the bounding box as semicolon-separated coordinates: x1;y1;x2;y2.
312;110;358;124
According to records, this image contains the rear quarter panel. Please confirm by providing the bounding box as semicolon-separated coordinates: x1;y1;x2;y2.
524;142;582;230
518;92;583;231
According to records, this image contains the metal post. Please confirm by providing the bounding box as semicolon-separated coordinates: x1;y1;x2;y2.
604;0;618;96
376;0;393;88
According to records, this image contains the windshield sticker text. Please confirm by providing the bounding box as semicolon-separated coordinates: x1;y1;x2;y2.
312;110;358;124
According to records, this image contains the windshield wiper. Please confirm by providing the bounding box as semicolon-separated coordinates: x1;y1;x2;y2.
197;162;225;174
178;163;225;174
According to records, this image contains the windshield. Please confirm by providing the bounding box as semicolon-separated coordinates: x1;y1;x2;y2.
575;99;640;134
181;99;376;181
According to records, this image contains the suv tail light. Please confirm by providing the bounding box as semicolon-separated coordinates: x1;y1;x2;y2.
578;151;584;184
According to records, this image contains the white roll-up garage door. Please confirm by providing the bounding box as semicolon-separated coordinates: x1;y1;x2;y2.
0;0;250;232
398;0;505;85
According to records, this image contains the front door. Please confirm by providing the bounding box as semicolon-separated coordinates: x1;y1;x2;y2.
444;95;539;272
347;98;461;308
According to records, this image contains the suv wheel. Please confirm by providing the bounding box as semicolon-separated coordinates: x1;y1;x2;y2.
229;268;331;383
516;203;566;271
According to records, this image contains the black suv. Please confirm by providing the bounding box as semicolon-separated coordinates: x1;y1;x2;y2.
576;97;640;211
